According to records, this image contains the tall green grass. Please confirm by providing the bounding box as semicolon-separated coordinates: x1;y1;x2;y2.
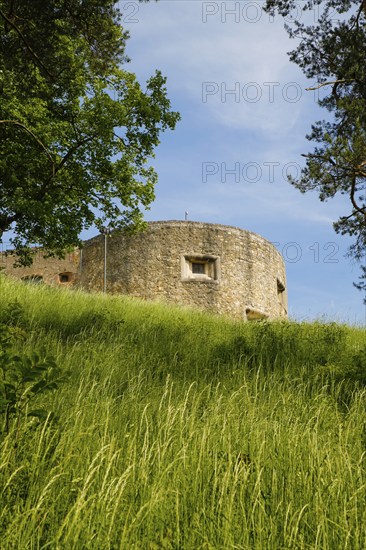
0;275;365;549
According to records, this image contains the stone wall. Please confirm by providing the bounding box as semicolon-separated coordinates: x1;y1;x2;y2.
1;222;288;320
79;221;287;319
0;248;80;287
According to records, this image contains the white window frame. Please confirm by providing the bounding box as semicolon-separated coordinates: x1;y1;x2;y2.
181;254;220;282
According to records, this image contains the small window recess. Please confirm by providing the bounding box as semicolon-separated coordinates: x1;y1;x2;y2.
277;279;287;313
181;254;220;282
245;308;268;321
277;279;285;294
59;272;74;283
192;262;206;275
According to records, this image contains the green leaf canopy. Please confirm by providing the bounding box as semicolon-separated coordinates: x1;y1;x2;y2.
0;0;180;262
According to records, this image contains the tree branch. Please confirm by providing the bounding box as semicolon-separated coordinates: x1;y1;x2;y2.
0;120;55;168
301;152;337;166
30;134;98;203
113;132;126;147
1;122;97;205
302;153;366;219
55;135;97;175
0;9;54;78
0;213;18;235
350;174;366;219
349;0;366;28
305;79;353;91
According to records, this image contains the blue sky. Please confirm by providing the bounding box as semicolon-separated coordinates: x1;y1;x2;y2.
114;0;365;325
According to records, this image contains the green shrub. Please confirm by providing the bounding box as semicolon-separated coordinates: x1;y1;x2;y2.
0;323;66;438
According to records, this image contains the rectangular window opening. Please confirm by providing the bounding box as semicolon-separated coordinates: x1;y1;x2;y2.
59;272;74;283
277;279;287;314
192;262;206;275
246;308;268;321
277;279;285;294
181;254;220;282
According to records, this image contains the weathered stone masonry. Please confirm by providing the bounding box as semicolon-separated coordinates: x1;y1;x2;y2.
79;221;288;319
0;248;80;287
1;221;287;320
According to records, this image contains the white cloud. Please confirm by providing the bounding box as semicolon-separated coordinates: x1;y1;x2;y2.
124;0;310;134
118;0;365;323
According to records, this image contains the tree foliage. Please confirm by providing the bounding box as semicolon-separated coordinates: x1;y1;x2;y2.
264;0;366;300
0;0;180;263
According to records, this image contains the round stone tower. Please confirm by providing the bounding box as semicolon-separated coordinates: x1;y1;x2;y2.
79;221;287;320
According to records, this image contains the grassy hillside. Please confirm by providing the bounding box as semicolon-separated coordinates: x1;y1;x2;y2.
0;275;365;549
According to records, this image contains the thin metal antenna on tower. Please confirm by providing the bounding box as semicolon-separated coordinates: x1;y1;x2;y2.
185;211;188;221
